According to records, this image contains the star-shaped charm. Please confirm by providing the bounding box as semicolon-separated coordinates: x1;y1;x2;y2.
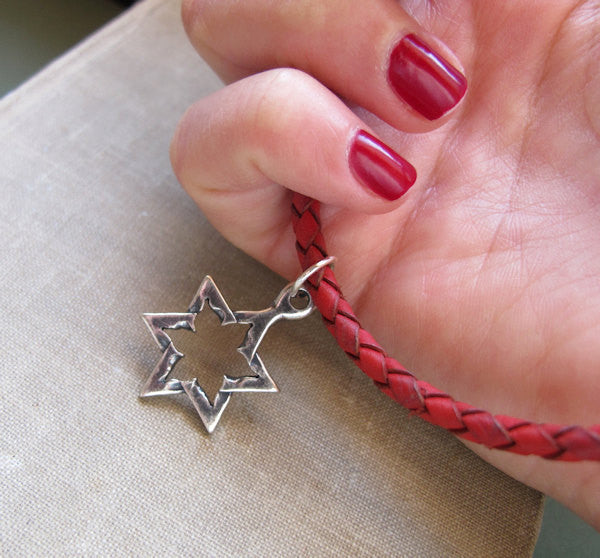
140;275;315;433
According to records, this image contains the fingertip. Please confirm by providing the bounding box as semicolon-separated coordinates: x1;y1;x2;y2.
386;32;468;122
348;129;417;203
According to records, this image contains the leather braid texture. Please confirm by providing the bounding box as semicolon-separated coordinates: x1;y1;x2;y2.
292;193;600;461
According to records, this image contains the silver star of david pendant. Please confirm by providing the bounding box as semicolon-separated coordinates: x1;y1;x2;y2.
140;258;334;433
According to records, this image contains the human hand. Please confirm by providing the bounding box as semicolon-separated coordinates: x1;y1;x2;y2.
171;0;600;528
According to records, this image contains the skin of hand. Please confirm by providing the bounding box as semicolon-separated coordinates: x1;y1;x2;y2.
171;0;600;529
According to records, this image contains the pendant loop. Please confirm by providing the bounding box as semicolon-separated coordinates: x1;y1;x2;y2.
290;256;336;296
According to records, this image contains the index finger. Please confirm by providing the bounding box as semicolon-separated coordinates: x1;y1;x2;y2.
182;0;467;132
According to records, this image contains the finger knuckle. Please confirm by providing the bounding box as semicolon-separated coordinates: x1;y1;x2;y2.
170;103;201;188
181;0;215;43
252;69;314;134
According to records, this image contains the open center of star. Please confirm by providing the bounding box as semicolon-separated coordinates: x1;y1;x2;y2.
168;307;247;398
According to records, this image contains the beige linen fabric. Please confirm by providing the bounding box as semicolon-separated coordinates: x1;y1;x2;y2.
0;1;543;556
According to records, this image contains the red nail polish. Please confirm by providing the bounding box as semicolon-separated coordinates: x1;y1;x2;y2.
349;130;416;201
388;34;467;120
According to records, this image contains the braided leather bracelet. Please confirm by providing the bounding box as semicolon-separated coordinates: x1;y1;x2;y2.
292;193;600;461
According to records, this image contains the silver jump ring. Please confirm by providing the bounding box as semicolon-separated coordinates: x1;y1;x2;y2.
290;256;336;296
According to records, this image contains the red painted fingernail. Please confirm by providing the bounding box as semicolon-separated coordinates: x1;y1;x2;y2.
388;34;467;120
349;130;416;201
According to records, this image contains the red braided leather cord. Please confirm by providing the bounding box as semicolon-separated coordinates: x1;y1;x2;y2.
292;193;600;461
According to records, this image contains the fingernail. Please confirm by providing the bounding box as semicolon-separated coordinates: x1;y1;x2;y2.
388;34;467;120
349;130;416;201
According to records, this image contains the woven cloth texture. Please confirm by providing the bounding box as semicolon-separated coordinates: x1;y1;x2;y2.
0;0;543;556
